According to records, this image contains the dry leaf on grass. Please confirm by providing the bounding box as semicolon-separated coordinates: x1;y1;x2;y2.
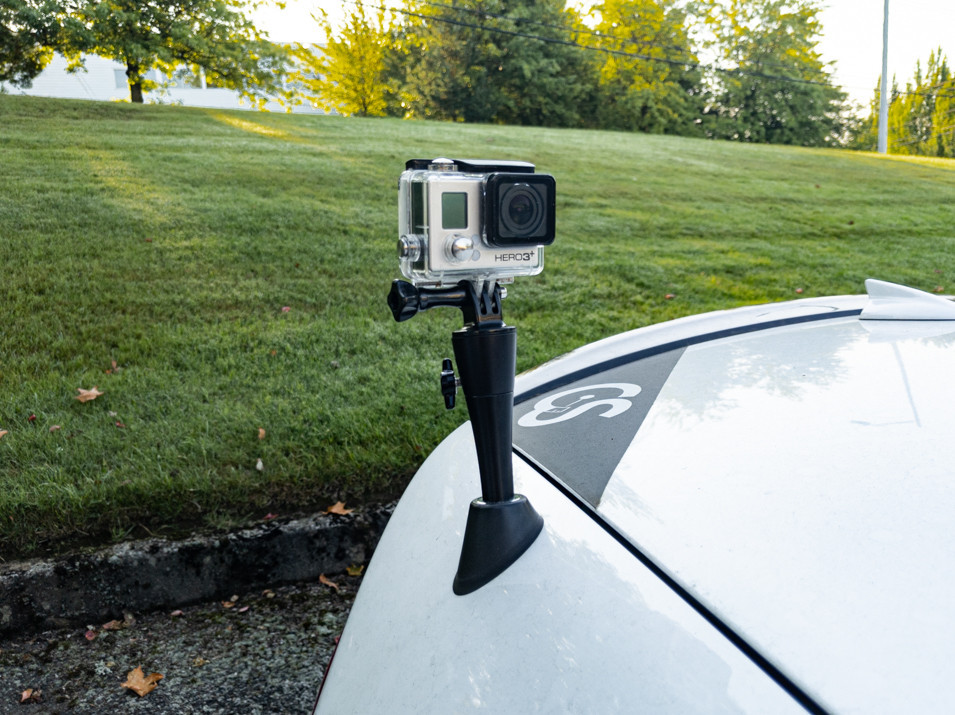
0;430;7;439
75;386;104;403
325;501;353;516
346;564;365;577
121;666;163;697
258;427;266;440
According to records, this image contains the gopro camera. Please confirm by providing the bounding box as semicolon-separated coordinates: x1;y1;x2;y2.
398;158;556;286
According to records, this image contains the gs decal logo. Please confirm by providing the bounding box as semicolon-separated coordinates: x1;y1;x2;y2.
517;383;642;427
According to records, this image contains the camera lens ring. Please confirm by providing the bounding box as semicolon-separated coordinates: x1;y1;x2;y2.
500;183;544;237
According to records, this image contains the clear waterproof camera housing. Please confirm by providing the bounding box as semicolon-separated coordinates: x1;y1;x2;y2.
398;158;556;286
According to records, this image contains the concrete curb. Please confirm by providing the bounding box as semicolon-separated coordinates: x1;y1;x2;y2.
0;503;394;637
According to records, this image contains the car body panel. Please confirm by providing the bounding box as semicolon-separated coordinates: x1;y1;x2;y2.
596;316;955;714
315;423;806;714
316;288;955;714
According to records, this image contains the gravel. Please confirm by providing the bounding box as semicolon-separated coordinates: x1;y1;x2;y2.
0;574;361;714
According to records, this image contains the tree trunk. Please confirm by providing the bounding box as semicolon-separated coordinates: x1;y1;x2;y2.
126;61;144;103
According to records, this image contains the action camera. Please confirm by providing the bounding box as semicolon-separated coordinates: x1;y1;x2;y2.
397;158;556;286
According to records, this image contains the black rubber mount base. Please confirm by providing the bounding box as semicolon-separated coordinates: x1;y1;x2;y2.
452;495;544;596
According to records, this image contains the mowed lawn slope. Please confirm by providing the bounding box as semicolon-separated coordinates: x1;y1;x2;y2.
1;95;953;556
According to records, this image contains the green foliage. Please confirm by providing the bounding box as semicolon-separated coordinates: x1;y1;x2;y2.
293;2;391;117
0;0;82;85
585;0;703;134
855;50;955;157
397;0;598;127
701;0;847;146
310;0;860;147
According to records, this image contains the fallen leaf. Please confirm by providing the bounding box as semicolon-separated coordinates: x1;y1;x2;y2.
49;425;61;433
325;501;353;516
115;422;126;428
281;306;291;313
170;610;184;618
102;619;124;631
112;360;118;370
664;293;675;300
193;656;208;667
795;288;804;294
238;605;250;613
255;458;264;472
935;286;945;293
20;688;41;703
263;513;278;521
28;414;36;423
0;430;7;439
121;666;163;697
346;564;365;577
221;601;235;609
262;589;276;599
319;574;339;592
76;386;104;403
258;427;266;440
84;629;96;641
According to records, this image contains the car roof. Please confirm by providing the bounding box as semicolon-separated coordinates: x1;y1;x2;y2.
512;282;955;713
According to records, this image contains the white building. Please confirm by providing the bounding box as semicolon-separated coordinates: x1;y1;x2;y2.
2;53;323;113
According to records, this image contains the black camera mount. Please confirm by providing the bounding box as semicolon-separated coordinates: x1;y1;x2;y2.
388;279;544;596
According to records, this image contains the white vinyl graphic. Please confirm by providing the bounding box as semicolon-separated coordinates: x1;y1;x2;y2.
517;383;642;427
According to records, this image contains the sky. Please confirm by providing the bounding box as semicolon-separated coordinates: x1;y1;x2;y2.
252;0;955;109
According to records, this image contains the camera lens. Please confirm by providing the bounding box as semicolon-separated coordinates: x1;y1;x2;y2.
500;184;543;237
507;193;535;226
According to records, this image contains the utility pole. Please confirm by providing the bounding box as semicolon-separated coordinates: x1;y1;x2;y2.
878;0;889;154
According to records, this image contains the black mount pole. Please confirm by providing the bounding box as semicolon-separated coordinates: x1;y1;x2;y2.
388;279;544;595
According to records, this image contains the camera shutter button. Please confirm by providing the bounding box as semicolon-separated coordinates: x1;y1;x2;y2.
449;234;475;261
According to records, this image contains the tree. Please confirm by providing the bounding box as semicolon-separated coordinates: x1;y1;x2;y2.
854;50;955;157
398;0;598;127
0;0;82;86
701;0;847;146
585;0;703;134
292;2;391;117
67;0;290;104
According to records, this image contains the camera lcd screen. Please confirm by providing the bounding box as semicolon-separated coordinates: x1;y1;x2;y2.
441;192;468;229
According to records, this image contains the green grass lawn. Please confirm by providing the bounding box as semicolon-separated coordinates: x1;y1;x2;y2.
1;94;953;557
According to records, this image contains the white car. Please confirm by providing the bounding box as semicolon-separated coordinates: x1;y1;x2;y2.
315;280;955;714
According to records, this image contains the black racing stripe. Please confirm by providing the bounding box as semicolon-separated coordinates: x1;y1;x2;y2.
515;309;863;404
514;446;831;715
